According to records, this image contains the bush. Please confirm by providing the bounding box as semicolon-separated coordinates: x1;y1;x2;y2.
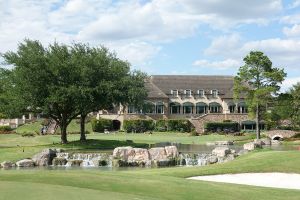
204;122;239;133
123;119;155;133
166;119;193;132
91;118;113;132
154;119;193;132
0;126;12;131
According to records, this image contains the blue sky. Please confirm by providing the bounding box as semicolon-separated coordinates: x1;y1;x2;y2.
1;0;300;90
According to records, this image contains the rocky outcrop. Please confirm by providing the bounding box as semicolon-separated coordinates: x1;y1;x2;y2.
112;146;179;167
52;157;68;166
16;159;35;167
32;148;57;166
0;161;15;168
212;147;230;157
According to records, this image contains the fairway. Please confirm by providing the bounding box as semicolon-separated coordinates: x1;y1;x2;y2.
1;151;300;200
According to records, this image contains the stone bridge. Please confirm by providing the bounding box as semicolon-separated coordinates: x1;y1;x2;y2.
266;130;298;140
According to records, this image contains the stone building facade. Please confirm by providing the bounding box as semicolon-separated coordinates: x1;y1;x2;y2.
98;75;251;133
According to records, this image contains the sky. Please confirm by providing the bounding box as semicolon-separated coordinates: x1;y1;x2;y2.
1;0;300;91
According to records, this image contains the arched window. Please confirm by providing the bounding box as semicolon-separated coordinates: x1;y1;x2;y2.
183;102;194;114
170;102;181;114
196;102;208;114
156;102;164;114
238;102;248;113
209;102;222;113
228;102;236;113
142;101;156;114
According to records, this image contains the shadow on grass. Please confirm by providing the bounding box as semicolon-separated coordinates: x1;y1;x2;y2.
59;139;150;150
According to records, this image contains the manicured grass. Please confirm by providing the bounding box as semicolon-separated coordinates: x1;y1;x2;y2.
1;151;300;200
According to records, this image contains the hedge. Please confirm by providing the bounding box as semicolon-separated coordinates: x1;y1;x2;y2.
204;122;239;133
0;125;13;134
123;119;155;133
91;118;113;132
155;119;193;132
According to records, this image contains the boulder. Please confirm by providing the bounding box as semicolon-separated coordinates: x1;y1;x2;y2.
149;147;167;160
32;148;57;166
212;147;230;157
52;157;67;166
164;146;179;158
16;159;35;167
113;146;135;160
243;142;261;151
208;156;218;164
0;161;15;168
254;138;271;146
133;148;150;162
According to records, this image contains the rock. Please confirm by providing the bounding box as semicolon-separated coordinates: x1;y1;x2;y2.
55;148;64;153
133;148;150;162
208;156;218;164
212;147;230;157
206;142;215;146
32;148;57;166
67;160;83;166
243;142;261;151
149;147;167;160
113;146;135;160
254;138;271;146
16;159;35;167
164;146;179;158
224;154;235;162
215;141;234;146
151;159;176;167
0;161;15;168
230;149;236;154
52;157;67;166
92;159;108;166
237;149;249;156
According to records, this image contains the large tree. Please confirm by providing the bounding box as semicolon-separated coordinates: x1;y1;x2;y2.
2;40;147;143
234;51;286;139
290;83;300;128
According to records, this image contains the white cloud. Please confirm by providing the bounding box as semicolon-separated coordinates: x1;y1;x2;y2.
281;77;300;92
193;59;241;70
283;24;300;37
203;34;300;70
287;0;300;9
280;14;300;24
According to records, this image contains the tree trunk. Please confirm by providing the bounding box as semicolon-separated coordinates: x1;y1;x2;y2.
60;123;68;144
80;114;87;141
256;102;260;139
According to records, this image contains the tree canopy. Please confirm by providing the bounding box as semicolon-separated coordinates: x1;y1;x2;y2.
234;51;286;139
2;39;147;143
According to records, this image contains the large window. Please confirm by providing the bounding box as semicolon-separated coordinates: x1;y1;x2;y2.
128;105;137;114
170;102;181;114
238;102;248;113
228;102;236;113
183;102;194;114
156;102;164;114
209;102;222;113
143;101;156;114
196;102;208;114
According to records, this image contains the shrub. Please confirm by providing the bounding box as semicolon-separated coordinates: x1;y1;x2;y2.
91;118;113;132
123;119;155;133
166;119;193;132
0;126;12;131
155;119;168;132
204;122;239;133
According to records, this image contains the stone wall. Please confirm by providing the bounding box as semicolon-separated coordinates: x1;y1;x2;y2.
190;113;249;133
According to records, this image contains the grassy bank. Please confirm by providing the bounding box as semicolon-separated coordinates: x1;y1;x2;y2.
1;151;300;200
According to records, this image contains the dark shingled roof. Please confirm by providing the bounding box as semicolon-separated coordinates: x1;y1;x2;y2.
145;79;168;99
149;75;235;99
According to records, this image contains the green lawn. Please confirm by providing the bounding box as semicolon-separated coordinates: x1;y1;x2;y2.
1;151;300;200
